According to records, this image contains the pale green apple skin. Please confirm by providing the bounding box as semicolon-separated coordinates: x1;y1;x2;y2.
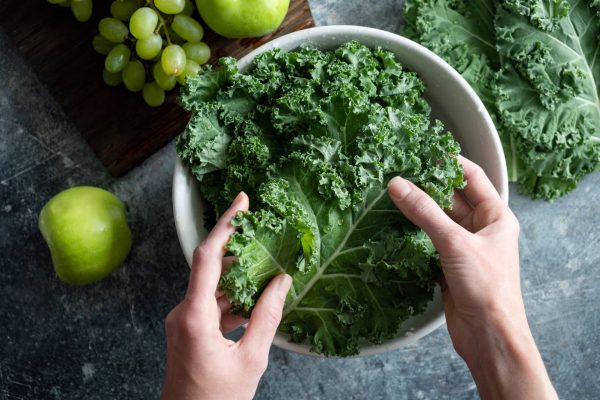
196;0;290;38
38;186;132;285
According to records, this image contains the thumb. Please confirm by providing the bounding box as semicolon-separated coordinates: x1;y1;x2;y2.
241;274;292;357
388;176;464;249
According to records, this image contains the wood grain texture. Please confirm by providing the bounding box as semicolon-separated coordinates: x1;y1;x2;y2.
0;0;314;176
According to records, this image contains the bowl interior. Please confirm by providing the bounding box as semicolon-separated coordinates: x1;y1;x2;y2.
173;25;508;357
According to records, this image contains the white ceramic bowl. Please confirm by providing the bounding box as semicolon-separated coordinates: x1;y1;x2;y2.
173;25;508;357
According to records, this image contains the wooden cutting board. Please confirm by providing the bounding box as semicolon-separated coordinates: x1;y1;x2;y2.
0;0;314;176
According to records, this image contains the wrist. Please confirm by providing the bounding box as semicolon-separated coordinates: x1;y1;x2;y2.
464;310;557;400
464;303;530;362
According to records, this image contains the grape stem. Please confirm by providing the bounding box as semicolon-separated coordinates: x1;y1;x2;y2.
148;1;172;45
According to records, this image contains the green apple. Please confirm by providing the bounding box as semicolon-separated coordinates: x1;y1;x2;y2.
195;0;290;39
38;186;132;285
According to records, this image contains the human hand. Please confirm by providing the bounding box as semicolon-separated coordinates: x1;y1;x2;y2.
390;156;522;361
161;192;292;400
388;156;556;400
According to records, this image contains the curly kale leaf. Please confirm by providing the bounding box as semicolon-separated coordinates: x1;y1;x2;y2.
496;1;600;199
222;115;462;357
403;0;600;200
403;0;528;185
177;42;464;356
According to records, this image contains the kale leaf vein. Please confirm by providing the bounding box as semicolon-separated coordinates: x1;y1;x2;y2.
177;42;465;356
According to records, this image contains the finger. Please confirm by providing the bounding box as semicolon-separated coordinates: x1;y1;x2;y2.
388;177;465;248
205;192;250;250
458;156;502;207
221;314;247;334
445;190;472;224
240;274;292;356
187;192;249;301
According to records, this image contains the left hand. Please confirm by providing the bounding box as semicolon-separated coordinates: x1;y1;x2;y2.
161;192;292;400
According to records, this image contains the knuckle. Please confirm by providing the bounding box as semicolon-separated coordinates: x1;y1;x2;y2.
468;164;485;182
408;194;435;219
261;305;283;329
193;242;213;264
475;199;505;226
480;199;500;216
438;227;468;253
165;310;178;334
175;310;203;338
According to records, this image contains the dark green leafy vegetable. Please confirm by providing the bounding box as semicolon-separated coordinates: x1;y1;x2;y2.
177;42;465;356
404;0;600;200
496;1;600;199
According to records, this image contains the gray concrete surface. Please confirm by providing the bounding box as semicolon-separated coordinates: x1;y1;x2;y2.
1;1;599;399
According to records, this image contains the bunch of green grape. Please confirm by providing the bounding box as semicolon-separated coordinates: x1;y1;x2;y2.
93;0;211;106
48;0;94;22
49;0;211;107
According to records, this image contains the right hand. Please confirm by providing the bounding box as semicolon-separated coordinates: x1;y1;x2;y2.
388;156;557;400
389;156;521;361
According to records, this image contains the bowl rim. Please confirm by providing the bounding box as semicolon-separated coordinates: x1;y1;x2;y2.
173;25;508;357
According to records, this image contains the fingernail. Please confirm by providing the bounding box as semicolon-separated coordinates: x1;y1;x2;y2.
388;177;413;200
232;191;246;206
276;274;292;299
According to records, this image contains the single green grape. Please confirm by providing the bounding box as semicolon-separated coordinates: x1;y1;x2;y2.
122;60;146;92
103;69;123;87
154;0;185;14
129;7;158;40
93;34;117;55
152;62;177;90
171;15;204;43
110;0;139;21
98;18;129;43
182;41;210;65
71;0;93;22
181;0;194;16
136;34;163;60
142;82;166;107
105;44;131;73
176;60;201;85
161;44;187;76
